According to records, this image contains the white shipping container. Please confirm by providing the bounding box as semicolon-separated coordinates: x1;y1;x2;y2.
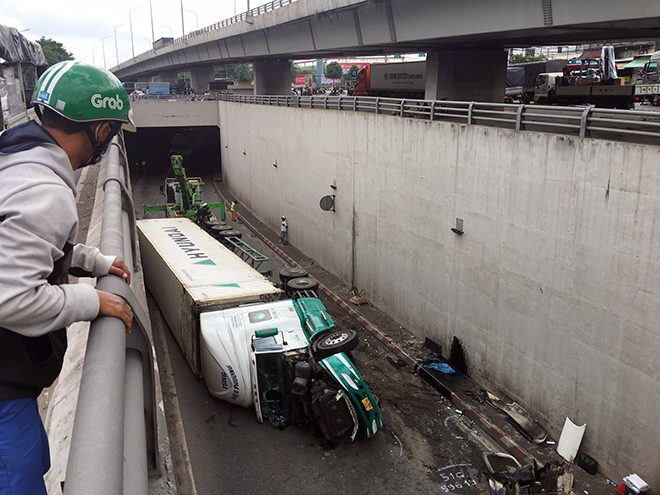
369;61;426;92
137;218;281;375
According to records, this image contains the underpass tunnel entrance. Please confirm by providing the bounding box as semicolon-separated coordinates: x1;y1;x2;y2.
124;125;221;183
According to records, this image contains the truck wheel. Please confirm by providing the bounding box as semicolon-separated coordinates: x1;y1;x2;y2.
286;277;318;296
279;267;309;287
314;329;359;359
210;225;232;238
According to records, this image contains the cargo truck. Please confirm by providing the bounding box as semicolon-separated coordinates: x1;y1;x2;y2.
635;51;660;105
534;57;635;109
505;60;567;103
353;61;426;99
137;218;383;439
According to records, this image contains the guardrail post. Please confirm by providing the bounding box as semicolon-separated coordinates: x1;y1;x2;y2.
375;98;380;115
353;97;357;112
324;96;328;110
430;101;436;121
580;106;592;138
338;95;342;111
467;102;475;125
516;104;525;131
400;99;405;117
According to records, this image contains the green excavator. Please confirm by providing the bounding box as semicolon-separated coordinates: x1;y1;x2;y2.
143;154;225;224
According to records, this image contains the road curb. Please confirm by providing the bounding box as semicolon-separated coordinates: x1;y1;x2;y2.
216;191;536;466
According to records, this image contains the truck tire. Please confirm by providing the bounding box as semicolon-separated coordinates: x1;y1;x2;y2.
279;267;309;287
314;329;359;359
286;277;318;296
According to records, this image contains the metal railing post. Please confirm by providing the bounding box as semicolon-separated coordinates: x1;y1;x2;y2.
516;105;525;131
580;106;592;138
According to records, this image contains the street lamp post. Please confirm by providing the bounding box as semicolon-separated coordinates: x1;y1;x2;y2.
92;46;99;65
129;7;140;58
143;37;152;51
102;36;110;68
114;24;123;66
163;25;172;37
179;0;185;36
187;10;198;31
149;0;155;42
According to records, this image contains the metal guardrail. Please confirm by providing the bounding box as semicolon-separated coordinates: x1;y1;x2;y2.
217;94;660;145
169;0;299;46
64;133;158;495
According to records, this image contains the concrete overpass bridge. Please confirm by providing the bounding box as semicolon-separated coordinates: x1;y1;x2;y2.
112;0;660;100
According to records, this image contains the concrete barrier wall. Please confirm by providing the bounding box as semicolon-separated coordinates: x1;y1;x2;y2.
131;99;219;127
218;101;660;486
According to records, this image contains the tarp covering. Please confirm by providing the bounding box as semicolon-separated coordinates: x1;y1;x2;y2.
506;66;525;88
506;60;567;89
0;24;48;66
622;57;651;69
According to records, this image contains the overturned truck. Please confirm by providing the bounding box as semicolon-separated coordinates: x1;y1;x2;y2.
138;217;382;440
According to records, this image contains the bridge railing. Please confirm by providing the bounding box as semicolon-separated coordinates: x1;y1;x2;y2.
63;134;161;495
218;94;660;146
170;0;299;46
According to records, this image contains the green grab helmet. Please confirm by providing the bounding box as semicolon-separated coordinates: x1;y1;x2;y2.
32;61;134;130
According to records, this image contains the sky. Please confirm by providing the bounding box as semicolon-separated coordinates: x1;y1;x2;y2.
1;0;272;67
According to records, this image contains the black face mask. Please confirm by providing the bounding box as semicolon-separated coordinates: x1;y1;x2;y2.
83;121;122;167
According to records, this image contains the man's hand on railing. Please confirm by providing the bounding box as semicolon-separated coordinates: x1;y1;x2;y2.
96;290;133;333
109;258;132;285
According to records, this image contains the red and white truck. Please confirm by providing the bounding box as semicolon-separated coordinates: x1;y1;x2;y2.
353;61;426;99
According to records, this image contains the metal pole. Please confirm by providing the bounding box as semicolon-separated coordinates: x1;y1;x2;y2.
114;24;123;66
92;46;99;65
102;36;110;68
16;62;27;114
180;0;185;36
129;7;140;58
149;0;155;42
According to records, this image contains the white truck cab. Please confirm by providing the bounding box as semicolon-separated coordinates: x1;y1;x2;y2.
200;300;308;419
533;72;564;105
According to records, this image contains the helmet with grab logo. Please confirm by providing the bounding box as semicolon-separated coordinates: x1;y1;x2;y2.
32;61;135;131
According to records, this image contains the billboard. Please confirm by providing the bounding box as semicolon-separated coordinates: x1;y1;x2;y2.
295;75;315;87
340;62;370;73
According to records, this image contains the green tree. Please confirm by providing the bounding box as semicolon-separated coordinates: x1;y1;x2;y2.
509;54;548;64
37;37;73;66
324;61;343;81
229;63;253;83
292;65;316;76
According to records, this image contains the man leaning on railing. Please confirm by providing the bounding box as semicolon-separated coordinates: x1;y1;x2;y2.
0;61;135;495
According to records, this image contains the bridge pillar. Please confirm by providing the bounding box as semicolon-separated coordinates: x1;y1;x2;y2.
153;71;179;85
424;49;507;103
253;61;291;95
190;66;215;94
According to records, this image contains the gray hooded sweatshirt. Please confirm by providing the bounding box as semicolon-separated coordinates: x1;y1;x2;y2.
0;121;114;399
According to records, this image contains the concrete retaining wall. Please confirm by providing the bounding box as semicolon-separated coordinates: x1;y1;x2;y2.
218;101;660;486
